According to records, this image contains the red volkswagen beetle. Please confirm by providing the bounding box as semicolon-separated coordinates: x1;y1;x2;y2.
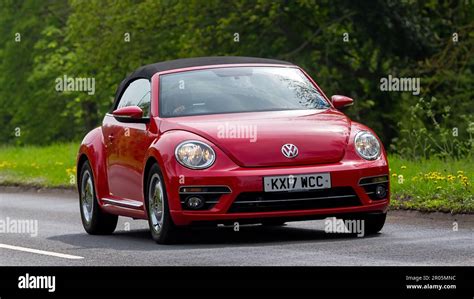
77;57;389;244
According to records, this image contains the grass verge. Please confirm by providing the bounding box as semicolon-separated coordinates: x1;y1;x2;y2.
0;143;78;188
388;155;473;213
0;143;472;213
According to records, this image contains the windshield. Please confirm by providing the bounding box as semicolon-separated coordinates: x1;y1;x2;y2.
159;66;330;117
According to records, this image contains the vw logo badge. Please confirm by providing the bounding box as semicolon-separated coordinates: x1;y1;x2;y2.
281;144;299;159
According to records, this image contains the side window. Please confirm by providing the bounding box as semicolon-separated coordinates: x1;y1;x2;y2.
117;79;151;117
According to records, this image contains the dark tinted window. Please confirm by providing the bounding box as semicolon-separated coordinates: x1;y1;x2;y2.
117;79;151;117
159;67;329;117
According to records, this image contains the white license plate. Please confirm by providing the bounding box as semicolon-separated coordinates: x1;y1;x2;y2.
264;173;331;192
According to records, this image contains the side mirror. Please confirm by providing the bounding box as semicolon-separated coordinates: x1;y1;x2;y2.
112;106;145;122
331;95;354;110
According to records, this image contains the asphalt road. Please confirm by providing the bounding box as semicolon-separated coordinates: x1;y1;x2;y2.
0;188;472;266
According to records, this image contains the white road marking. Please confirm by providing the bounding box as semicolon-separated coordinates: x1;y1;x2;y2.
0;243;84;260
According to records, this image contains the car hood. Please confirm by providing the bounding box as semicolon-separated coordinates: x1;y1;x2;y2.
160;109;351;167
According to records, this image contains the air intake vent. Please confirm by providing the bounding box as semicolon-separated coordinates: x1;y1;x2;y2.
228;187;360;213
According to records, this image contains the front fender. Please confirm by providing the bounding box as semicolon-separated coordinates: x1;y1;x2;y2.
77;127;109;200
145;130;237;211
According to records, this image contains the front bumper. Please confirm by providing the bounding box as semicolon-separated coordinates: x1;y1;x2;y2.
166;160;389;226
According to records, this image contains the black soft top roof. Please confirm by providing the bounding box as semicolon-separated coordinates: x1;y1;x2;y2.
113;56;293;110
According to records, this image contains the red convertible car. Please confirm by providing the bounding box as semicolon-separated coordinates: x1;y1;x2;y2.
77;56;389;244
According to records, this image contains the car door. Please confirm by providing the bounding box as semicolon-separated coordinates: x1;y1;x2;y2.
105;79;153;202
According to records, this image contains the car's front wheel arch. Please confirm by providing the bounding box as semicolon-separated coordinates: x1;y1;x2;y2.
144;162;178;244
143;156;159;203
78;160;118;234
76;153;89;191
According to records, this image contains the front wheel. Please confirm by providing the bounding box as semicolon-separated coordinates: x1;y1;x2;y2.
342;213;386;236
145;164;177;244
79;161;118;234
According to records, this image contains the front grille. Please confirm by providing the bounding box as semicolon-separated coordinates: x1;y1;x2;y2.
228;187;360;213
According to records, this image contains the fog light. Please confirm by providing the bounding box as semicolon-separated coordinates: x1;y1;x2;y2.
186;196;204;209
375;185;387;199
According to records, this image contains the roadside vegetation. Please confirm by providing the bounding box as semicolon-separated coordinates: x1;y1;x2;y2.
389;156;473;214
0;143;472;213
0;143;77;188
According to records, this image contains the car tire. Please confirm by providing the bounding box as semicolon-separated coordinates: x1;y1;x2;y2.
79;161;118;235
342;213;386;236
145;164;177;244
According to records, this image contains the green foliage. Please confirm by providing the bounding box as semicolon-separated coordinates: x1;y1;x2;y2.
391;14;474;160
0;0;473;159
391;97;474;160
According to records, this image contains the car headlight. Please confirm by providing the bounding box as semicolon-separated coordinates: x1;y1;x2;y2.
354;131;381;160
175;140;216;169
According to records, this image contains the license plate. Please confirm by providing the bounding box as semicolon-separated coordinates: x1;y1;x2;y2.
263;173;331;192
